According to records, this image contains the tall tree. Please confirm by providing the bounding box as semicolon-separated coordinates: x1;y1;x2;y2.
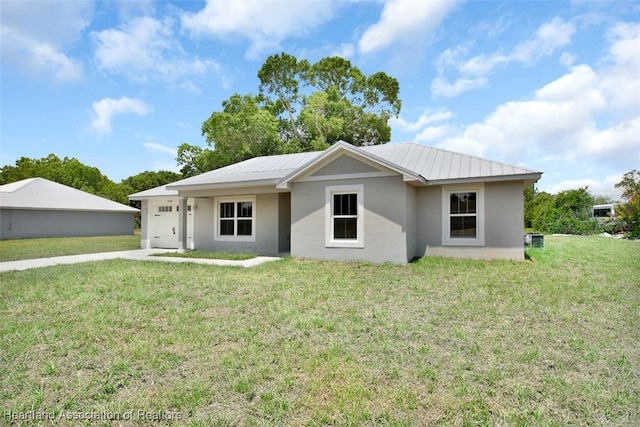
184;53;403;175
259;53;401;150
201;94;283;166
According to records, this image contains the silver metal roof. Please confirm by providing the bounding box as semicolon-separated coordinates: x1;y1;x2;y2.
360;142;540;182
167;151;320;189
128;184;178;200
1;178;139;212
145;142;541;194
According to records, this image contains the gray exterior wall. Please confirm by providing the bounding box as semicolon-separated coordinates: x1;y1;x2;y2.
291;175;411;264
0;208;135;240
311;155;379;176
191;193;283;255
415;181;526;260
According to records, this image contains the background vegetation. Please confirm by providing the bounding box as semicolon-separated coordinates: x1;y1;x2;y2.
2;54;638;238
524;169;640;238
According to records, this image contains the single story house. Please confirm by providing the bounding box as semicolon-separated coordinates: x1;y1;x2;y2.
130;141;542;263
0;177;138;240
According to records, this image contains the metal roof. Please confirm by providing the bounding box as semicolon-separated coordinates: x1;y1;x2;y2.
0;178;139;212
128;184;178;200
360;142;540;182
143;142;541;195
167;151;320;189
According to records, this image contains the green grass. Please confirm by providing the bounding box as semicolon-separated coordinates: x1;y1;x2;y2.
0;235;140;262
153;250;256;261
1;235;638;425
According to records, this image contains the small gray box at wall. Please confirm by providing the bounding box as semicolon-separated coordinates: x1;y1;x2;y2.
524;233;544;248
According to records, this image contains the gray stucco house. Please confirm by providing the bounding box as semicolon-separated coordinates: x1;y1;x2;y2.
0;177;138;240
130;141;542;263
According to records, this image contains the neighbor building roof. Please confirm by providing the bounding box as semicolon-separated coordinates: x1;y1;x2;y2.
0;178;139;212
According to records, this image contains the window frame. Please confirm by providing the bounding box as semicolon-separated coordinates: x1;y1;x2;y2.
442;184;485;246
214;195;256;242
325;184;364;248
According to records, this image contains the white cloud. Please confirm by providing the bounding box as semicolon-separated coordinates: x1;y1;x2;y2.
181;0;337;59
0;0;92;81
542;175;624;200
599;22;640;117
391;108;453;132
358;0;459;54
91;97;151;134
433;17;576;97
92;16;221;84
431;76;487;98
403;20;639;192
143;142;177;156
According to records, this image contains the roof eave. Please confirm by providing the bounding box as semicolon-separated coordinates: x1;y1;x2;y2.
168;179;280;192
426;172;543;186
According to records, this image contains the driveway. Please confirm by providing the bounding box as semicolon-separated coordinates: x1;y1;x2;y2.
0;249;282;272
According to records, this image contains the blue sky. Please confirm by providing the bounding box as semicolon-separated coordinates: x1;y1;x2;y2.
1;0;638;199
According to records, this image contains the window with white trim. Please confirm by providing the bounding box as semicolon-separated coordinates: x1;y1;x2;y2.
158;205;173;213
442;185;484;246
325;185;364;248
215;196;256;242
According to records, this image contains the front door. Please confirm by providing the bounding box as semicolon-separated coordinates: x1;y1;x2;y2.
152;204;179;248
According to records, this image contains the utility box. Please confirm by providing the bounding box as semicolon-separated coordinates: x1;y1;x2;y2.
524;233;544;248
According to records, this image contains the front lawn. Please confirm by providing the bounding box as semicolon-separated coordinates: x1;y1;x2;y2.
0;236;638;425
153;250;256;261
0;235;140;262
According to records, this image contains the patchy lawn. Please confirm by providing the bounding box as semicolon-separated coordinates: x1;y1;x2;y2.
0;236;638;425
0;235;140;262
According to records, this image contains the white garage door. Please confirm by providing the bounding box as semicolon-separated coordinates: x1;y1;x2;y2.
152;204;179;248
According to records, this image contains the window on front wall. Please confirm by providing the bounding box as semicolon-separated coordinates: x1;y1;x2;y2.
442;185;484;246
325;184;364;248
450;192;477;238
215;196;256;241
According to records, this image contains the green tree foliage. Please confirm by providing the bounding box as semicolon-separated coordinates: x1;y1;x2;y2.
120;170;182;195
181;52;402;174
615;169;640;238
525;186;599;234
0;154;129;204
259;54;401;150
176;143;216;178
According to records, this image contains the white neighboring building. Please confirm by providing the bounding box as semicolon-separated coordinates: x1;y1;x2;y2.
0;178;138;240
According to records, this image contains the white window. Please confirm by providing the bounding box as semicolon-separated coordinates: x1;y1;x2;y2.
158;206;173;213
214;196;256;242
325;184;364;248
442;185;484;246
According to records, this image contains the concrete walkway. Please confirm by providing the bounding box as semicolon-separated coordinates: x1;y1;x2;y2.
0;249;282;272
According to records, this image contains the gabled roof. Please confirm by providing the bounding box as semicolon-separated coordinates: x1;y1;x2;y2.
0;178;138;212
133;141;540;196
276;141;427;189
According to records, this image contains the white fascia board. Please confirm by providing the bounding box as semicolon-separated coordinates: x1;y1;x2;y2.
426;172;543;186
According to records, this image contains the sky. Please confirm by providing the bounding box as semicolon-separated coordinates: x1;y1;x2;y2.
1;0;638;199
